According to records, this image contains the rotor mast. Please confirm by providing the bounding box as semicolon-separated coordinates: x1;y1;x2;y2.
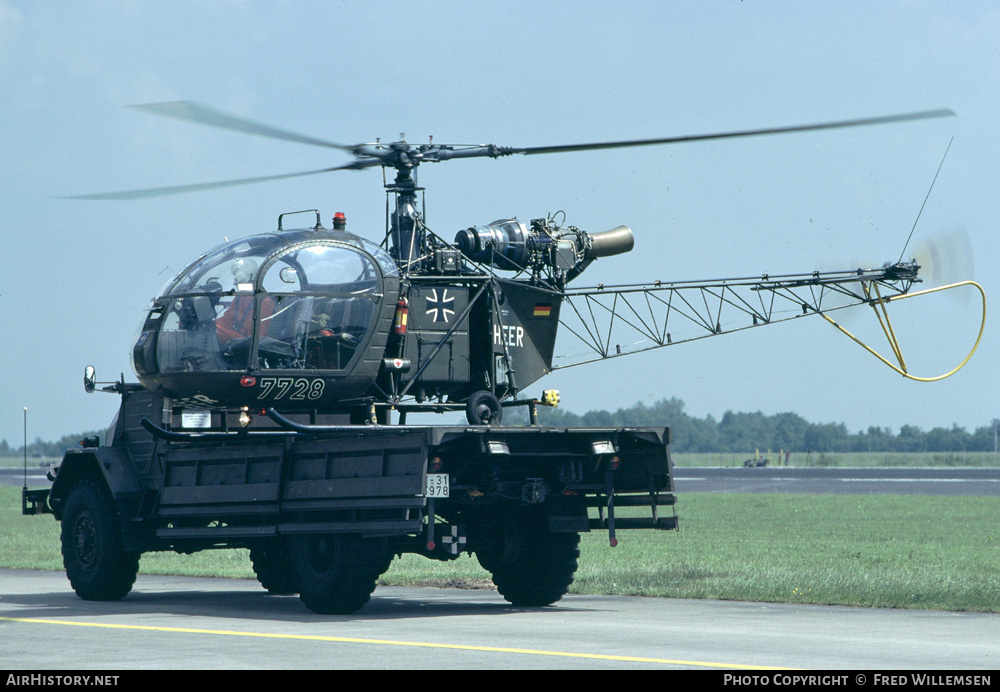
383;146;424;270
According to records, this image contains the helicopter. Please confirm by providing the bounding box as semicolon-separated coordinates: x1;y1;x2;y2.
74;102;981;428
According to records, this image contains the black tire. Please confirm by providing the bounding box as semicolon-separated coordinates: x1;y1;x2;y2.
477;506;580;607
249;539;298;595
466;391;502;425
378;550;395;577
289;534;387;614
60;479;140;601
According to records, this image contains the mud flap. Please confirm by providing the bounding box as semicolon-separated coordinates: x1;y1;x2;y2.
545;492;589;532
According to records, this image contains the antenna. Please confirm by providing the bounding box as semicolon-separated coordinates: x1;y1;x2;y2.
898;137;954;263
22;407;27;490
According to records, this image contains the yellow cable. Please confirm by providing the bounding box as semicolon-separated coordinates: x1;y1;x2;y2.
819;281;986;382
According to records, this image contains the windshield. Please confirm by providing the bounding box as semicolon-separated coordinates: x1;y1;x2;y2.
254;243;381;370
163;235;287;296
154;235;390;373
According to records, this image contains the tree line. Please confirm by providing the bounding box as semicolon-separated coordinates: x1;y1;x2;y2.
0;432;102;459
518;397;999;454
3;397;997;456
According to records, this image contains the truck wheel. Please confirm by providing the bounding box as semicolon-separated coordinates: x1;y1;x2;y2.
479;507;580;607
289;534;386;614
250;540;298;595
378;551;395;576
60;479;140;601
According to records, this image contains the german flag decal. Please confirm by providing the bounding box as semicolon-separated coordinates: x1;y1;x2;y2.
533;304;552;317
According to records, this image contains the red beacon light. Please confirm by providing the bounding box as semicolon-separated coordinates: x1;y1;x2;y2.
333;212;347;230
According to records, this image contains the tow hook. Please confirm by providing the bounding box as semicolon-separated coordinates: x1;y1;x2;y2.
521;479;546;504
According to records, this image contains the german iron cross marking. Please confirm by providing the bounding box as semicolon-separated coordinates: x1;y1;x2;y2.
425;289;455;323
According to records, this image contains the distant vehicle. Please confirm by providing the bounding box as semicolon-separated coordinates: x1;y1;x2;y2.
744;455;769;468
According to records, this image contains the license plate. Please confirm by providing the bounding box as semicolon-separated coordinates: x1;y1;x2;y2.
425;473;449;498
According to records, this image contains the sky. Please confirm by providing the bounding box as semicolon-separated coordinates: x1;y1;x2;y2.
1;0;997;444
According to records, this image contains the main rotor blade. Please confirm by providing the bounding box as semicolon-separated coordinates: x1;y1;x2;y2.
63;162;378;200
132;101;358;152
503;109;956;156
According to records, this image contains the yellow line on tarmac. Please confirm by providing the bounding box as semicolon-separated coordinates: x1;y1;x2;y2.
0;616;790;669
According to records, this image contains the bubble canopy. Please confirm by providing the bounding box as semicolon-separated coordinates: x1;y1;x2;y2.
132;228;400;409
160;231;398;297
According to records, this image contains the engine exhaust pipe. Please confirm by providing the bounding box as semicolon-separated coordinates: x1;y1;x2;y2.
585;225;634;259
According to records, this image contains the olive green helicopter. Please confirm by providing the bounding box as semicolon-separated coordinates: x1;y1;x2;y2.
72;103;981;429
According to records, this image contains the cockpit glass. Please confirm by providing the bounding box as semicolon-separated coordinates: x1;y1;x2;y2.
255;243;381;370
164;235;286;297
263;243;379;293
154;237;386;373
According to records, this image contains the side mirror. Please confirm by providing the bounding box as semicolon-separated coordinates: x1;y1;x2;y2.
84;366;96;393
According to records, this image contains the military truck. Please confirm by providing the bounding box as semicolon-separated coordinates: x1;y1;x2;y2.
23;384;675;614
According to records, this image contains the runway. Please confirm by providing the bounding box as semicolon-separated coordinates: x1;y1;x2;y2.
1;569;997;670
672;467;1000;495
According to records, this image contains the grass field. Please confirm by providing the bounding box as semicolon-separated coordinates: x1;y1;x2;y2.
3;486;996;612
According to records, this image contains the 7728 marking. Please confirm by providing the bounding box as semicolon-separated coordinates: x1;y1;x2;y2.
256;377;325;400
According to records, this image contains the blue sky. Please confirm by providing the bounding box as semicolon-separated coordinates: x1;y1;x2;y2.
1;1;996;443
